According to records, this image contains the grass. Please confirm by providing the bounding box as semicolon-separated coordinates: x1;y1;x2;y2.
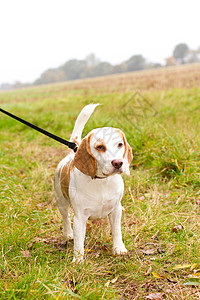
0;64;200;299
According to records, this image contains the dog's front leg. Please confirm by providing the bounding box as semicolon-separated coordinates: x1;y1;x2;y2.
72;215;87;262
109;203;127;255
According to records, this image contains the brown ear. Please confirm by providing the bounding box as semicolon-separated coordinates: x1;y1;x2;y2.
122;133;133;164
74;134;96;179
122;134;133;175
125;142;133;165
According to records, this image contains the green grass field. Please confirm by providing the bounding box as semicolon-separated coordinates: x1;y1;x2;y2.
0;65;200;299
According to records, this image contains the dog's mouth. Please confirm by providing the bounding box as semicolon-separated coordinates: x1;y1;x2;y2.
102;172;109;177
103;168;123;176
113;168;123;175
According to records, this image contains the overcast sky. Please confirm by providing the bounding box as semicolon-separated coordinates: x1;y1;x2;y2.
0;0;199;84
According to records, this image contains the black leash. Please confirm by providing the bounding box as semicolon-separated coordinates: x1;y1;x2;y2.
0;108;78;152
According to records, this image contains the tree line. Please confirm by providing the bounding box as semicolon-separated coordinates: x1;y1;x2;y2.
33;53;160;85
33;43;200;85
1;43;200;90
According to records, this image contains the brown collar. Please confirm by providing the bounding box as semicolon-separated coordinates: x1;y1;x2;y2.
94;175;108;179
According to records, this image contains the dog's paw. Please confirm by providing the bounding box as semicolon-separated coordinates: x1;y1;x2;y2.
72;255;84;264
63;230;74;240
113;244;127;255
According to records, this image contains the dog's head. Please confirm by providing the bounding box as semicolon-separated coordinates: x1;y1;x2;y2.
74;127;133;179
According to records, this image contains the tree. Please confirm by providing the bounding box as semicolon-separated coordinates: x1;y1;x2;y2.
125;55;146;72
33;52;162;86
173;43;189;64
61;59;87;80
112;63;127;74
34;69;65;85
92;62;113;76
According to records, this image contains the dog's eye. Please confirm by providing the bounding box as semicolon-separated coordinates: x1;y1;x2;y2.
96;145;106;152
118;143;123;148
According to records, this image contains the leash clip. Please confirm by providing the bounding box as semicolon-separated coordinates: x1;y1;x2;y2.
73;143;78;153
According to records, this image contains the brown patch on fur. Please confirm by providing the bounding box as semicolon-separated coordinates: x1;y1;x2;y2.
74;133;96;179
114;129;133;164
94;138;107;152
125;142;133;164
60;160;74;199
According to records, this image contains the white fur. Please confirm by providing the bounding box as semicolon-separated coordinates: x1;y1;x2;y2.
70;104;100;144
54;104;131;262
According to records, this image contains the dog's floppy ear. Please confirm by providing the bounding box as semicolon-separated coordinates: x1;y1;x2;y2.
74;134;96;179
123;135;133;176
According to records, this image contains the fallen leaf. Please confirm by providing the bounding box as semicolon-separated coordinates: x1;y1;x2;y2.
188;273;200;279
183;278;200;286
152;272;166;279
172;224;183;233
190;263;198;271
84;248;94;252
151;272;176;283
173;263;192;270
110;276;118;284
142;249;156;255
146;292;163;299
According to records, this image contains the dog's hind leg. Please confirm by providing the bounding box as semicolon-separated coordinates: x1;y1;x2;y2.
54;190;73;240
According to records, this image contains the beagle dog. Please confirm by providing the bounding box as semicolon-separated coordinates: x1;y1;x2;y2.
54;104;133;262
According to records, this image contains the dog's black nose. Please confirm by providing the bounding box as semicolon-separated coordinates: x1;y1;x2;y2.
111;159;123;169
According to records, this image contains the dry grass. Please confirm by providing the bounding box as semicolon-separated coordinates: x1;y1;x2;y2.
0;65;200;299
0;63;200;105
59;63;200;93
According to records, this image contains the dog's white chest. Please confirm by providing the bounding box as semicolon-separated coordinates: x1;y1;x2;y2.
69;169;124;220
87;193;119;220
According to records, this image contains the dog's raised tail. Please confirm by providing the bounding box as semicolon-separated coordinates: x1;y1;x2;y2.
70;104;99;144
